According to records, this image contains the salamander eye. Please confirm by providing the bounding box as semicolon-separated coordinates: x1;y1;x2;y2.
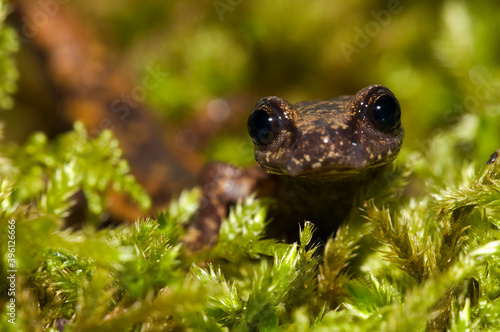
372;94;401;130
248;101;286;146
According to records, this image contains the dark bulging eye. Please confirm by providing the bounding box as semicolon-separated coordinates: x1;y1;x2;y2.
372;94;401;130
248;104;284;146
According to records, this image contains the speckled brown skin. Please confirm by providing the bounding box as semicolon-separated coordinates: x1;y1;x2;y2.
185;85;404;251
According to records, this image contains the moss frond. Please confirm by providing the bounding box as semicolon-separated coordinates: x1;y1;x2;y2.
2;123;151;223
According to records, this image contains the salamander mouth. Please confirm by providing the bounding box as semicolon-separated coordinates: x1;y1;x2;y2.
284;141;366;177
284;145;402;179
284;162;366;179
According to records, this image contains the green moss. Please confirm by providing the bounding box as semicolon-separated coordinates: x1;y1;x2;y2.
1;114;500;331
3;1;500;331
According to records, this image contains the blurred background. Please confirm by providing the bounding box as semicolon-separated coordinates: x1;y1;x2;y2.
3;0;500;208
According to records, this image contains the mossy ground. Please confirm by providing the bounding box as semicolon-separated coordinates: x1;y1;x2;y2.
1;119;500;331
2;1;500;331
